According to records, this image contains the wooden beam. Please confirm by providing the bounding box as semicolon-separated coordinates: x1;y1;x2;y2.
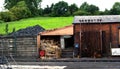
37;34;41;58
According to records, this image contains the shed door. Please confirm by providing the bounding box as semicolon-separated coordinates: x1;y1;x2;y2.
81;31;102;58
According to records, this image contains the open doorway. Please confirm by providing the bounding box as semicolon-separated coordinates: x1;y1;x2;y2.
61;35;74;58
64;36;74;49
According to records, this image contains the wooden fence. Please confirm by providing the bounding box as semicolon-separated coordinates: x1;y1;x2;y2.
0;36;37;58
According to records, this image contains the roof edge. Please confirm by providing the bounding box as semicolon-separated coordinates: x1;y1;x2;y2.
73;15;120;24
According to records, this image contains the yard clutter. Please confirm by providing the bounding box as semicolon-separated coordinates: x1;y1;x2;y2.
40;39;61;59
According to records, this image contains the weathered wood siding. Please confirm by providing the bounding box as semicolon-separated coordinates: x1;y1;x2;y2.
74;23;120;56
0;36;37;57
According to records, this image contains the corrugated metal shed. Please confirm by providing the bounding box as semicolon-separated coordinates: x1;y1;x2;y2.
40;25;73;36
73;15;120;23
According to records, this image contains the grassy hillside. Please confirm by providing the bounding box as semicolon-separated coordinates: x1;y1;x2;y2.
0;17;73;35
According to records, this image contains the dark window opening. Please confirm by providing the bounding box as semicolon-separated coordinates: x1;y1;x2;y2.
64;36;74;49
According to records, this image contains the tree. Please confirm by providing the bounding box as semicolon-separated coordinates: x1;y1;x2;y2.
69;3;78;15
103;9;110;15
87;5;99;15
50;3;54;11
110;2;120;15
24;0;42;16
0;11;16;22
4;0;20;10
43;4;55;16
53;1;69;16
80;2;89;11
43;5;51;15
4;0;42;16
80;2;99;15
10;1;31;19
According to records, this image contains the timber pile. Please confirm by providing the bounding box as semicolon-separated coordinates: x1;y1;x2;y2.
40;39;61;59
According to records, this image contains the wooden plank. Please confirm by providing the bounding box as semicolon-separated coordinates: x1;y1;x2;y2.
37;34;41;58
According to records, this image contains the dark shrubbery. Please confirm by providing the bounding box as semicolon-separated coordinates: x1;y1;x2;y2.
0;11;16;22
0;1;32;22
73;10;90;16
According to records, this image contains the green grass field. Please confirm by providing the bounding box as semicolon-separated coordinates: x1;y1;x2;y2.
0;17;73;35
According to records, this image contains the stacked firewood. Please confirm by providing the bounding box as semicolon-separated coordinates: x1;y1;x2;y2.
40;39;61;59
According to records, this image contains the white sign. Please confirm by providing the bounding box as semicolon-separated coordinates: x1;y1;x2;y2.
111;48;120;56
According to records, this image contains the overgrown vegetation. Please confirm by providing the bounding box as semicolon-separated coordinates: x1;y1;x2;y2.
0;17;73;35
0;1;120;35
10;1;31;20
0;11;16;22
1;1;120;22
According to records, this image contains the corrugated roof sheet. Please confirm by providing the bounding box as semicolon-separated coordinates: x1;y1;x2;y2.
73;15;120;23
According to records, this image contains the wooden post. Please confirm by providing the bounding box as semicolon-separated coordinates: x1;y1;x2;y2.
100;20;103;55
79;21;82;58
37;34;41;58
100;30;103;55
109;24;112;57
79;30;81;58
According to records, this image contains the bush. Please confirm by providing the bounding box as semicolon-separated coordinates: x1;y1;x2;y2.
62;11;70;17
0;20;4;23
43;14;52;17
0;16;3;23
10;1;31;20
0;11;16;22
73;10;91;15
0;15;1;19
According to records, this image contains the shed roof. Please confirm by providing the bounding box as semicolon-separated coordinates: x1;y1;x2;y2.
40;25;73;36
73;15;120;24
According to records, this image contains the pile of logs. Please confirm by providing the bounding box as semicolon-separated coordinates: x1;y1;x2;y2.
40;39;61;59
